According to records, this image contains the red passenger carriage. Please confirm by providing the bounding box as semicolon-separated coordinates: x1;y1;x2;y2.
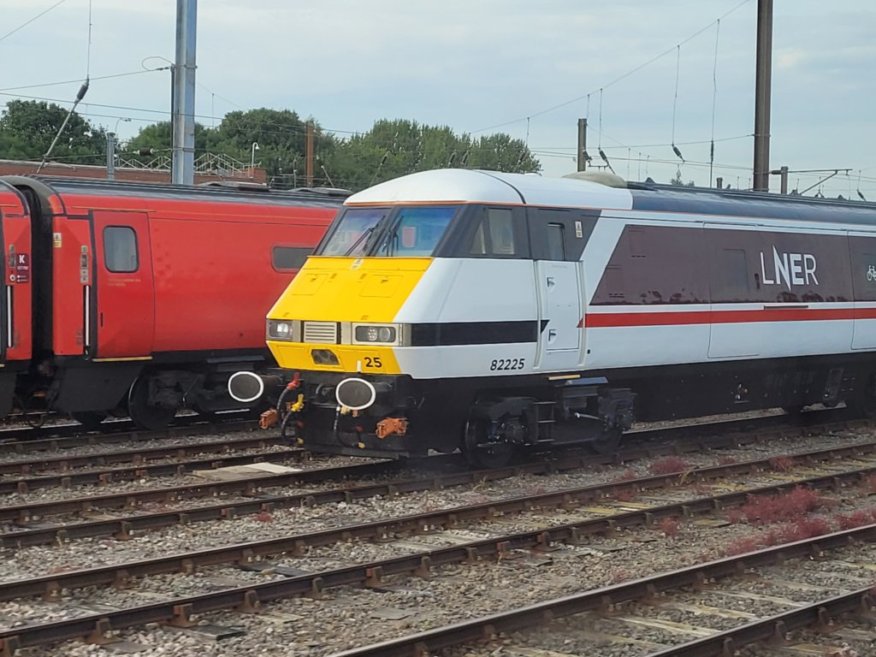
0;176;342;429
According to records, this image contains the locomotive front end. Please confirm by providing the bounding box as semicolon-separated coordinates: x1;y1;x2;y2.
258;202;464;458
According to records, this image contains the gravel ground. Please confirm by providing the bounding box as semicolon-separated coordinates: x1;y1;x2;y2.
0;427;872;583
1;423;875;657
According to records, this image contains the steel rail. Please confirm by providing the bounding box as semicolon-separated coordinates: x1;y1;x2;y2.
644;588;874;656
1;431;872;550
0;520;872;655
0;415;256;456
0;446;306;494
327;524;876;657
0;431;295;477
0;448;872;603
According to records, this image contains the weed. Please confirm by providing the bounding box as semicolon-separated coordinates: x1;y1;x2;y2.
612;468;638;483
613;487;637;503
768;455;795;472
723;536;763;556
738;486;821;525
763;516;831;543
648;456;691;476
835;509;875;530
658;516;680;538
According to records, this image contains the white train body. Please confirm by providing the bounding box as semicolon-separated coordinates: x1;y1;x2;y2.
247;169;876;465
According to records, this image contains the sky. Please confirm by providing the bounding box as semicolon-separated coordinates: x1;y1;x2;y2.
0;0;874;197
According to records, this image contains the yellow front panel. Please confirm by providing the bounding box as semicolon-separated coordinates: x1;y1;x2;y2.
268;342;401;374
268;256;431;373
268;256;432;323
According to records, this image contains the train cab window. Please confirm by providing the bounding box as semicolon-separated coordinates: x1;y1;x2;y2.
272;246;311;271
545;223;565;260
377;206;457;257
468;208;519;256
103;226;138;273
319;208;387;256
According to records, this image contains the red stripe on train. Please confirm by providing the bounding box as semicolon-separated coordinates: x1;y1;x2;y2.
584;307;876;328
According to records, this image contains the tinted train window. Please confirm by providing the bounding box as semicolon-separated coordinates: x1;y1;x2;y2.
712;248;750;302
272;246;311;271
545;223;565;260
103;226;138;273
469;208;517;256
591;225;708;305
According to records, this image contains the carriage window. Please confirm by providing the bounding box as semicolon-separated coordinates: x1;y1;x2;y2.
272;246;311;271
546;223;565;260
713;248;750;301
103;226;138;273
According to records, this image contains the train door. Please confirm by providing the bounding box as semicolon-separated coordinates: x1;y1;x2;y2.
706;223;762;359
530;209;590;370
90;211;155;358
848;231;876;350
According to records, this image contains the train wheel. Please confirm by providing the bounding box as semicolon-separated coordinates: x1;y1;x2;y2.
17;395;47;429
462;418;515;469
127;376;176;431
589;427;622;455
71;412;106;431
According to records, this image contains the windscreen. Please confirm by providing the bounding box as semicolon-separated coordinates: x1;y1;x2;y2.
375;206;457;257
317;205;458;257
319;208;387;256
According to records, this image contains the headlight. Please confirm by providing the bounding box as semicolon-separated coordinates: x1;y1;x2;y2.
354;324;398;344
267;319;295;340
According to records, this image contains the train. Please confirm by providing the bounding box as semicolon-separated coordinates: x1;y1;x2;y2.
0;176;344;429
228;168;876;467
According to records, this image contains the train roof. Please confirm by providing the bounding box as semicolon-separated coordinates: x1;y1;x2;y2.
1;175;348;209
346;168;876;226
346;169;634;211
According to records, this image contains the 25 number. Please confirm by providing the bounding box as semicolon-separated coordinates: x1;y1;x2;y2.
364;356;383;369
490;358;525;371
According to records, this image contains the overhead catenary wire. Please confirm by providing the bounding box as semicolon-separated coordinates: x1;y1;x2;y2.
709;18;721;186
471;0;753;134
0;0;68;44
36;0;94;173
671;45;684;163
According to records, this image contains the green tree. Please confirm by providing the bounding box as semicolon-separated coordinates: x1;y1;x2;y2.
126;121;220;162
323;118;540;191
0;100;106;163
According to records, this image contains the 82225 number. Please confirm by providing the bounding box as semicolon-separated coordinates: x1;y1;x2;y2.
490;358;525;371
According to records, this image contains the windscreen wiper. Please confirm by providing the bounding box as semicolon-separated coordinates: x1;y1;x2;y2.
343;225;376;256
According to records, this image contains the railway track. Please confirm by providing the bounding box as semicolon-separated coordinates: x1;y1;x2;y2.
0;414;861;548
0;435;874;654
0;439;873;602
333;525;876;657
0;414;256;456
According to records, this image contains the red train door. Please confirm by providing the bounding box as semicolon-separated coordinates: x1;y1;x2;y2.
91;211;155;358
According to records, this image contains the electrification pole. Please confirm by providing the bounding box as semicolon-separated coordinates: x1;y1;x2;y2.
305;122;314;187
577;118;588;172
171;0;197;185
106;132;116;180
752;0;773;191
